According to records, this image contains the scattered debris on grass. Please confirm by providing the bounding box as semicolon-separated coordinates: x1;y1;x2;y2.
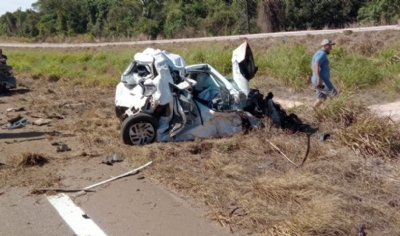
57;144;71;152
46;131;75;137
1;115;28;129
6;107;25;112
51;141;72;152
101;153;123;165
32;118;52;126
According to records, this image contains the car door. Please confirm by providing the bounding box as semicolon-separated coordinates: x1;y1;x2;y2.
232;41;259;96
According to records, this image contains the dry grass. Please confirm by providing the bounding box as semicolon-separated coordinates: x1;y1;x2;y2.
0;152;63;191
338;114;400;158
309;95;400;159
12;153;49;167
112;127;400;235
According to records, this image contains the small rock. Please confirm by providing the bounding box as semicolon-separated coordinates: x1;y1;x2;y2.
57;144;71;152
112;153;123;162
101;155;114;166
32;118;52;126
388;199;400;208
7;107;25;112
51;141;65;146
137;175;145;180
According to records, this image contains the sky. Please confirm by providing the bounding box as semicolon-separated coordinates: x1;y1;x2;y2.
0;0;37;15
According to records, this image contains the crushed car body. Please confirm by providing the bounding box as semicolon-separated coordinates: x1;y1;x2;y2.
115;41;295;145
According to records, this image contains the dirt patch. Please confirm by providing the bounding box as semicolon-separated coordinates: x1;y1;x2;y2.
370;101;400;121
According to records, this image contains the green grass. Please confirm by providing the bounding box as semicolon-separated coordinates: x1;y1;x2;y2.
6;42;400;90
8;49;134;87
263;44;312;89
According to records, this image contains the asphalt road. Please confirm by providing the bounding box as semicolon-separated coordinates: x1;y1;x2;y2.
0;158;232;236
0;25;399;48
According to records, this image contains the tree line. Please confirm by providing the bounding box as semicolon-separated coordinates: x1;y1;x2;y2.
0;0;399;40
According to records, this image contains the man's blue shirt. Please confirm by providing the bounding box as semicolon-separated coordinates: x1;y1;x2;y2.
311;49;334;91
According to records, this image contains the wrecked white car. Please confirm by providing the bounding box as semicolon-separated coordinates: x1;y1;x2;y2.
115;42;295;145
0;64;17;93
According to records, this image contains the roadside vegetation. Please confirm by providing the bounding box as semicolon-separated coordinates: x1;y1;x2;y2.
7;30;400;94
2;30;400;235
1;0;399;42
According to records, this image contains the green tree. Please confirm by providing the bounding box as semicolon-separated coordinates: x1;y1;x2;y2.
284;0;367;30
358;0;400;25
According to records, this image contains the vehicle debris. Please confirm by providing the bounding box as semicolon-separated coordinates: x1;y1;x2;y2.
46;113;64;119
32;118;52;126
52;141;72;152
1;116;28;129
357;225;366;236
101;153;123;166
46;131;75;137
320;133;331;141
0;63;17;93
6;107;25;112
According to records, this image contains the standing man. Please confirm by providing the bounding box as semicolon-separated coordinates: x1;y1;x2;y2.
311;39;338;107
0;48;7;64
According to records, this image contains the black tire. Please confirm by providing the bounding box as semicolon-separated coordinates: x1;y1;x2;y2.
0;83;5;94
121;113;158;145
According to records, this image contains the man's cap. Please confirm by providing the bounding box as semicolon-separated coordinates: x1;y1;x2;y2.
320;39;335;46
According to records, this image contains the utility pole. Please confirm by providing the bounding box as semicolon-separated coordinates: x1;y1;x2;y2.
245;0;250;34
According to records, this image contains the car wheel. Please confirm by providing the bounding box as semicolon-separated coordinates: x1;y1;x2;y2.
121;113;158;145
0;84;9;94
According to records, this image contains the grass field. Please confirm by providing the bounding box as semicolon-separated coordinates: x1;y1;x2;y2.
6;30;400;91
2;30;400;235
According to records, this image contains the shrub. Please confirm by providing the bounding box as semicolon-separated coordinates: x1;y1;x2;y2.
264;45;312;89
332;54;384;89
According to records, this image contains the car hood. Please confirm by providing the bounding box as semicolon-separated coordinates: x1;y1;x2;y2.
231;41;258;96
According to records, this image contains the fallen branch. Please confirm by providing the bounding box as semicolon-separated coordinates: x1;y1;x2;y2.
5;137;46;144
71;161;153;197
266;134;311;167
31;188;96;194
267;139;297;166
84;161;153;191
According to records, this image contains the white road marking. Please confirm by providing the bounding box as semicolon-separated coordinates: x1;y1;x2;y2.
47;193;107;236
